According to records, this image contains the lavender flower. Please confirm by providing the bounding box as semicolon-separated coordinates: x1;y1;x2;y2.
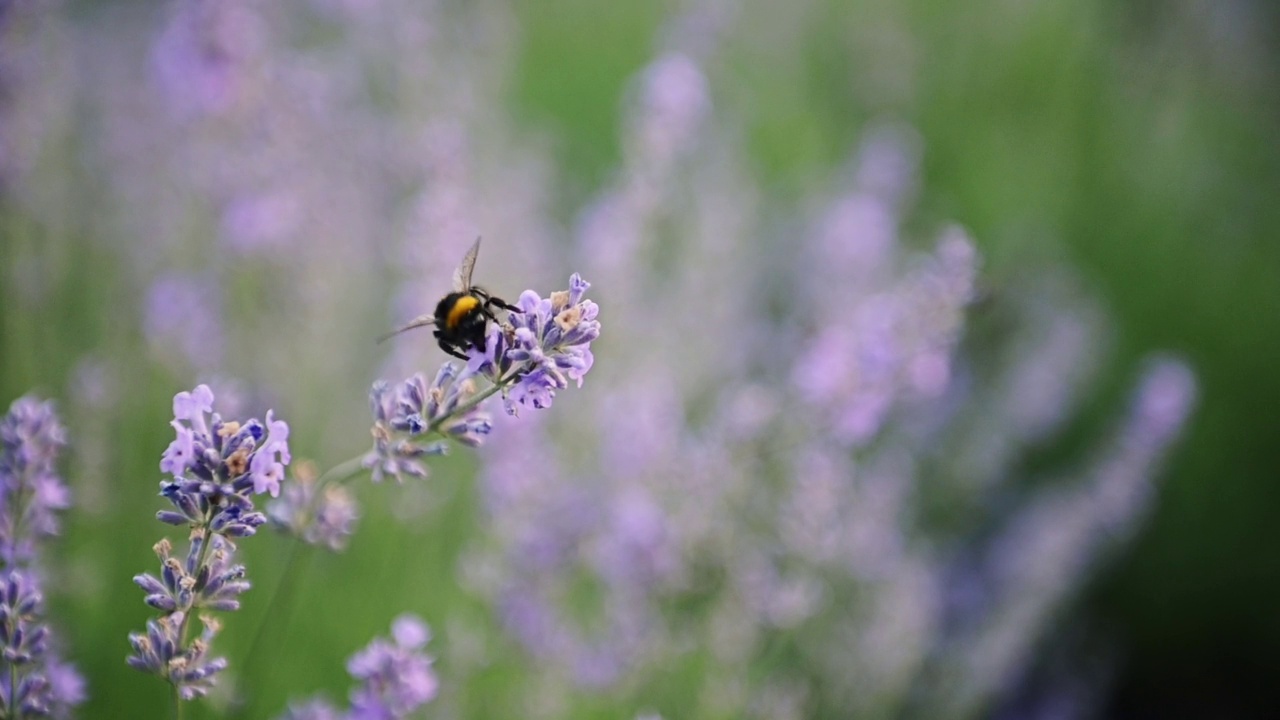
0;397;71;564
276;698;343;720
125;612;228;701
347;615;438;719
143;272;226;373
155;384;289;535
0;397;86;719
129;384;291;702
366;273;600;489
267;462;359;552
149;0;267;119
133;535;249;614
277;614;438;720
468;273;601;414
362;374;460;484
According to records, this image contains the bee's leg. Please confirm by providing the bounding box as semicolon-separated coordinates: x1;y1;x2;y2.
440;341;470;361
490;296;520;313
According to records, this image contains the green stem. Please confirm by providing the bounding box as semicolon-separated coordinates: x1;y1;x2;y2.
425;366;524;435
234;536;310;719
313;365;523;496
174;521;216;671
312;454;368;490
172;681;183;720
9;662;18;720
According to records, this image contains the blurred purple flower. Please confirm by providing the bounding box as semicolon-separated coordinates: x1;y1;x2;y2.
629;53;710;174
150;0;266;118
221;190;302;254
0;571;84;718
278;614;438;720
267;463;359;552
347;615;438;718
144;272;225;372
0;396;85;719
276;697;344;720
0;396;71;564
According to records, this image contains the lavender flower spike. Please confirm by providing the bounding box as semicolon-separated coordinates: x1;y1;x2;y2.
277;614;438;720
129;384;292;703
0;396;87;718
469;273;601;414
363;368;476;483
0;396;71;564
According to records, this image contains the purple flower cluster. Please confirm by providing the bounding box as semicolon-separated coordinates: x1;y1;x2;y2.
277;614;438;720
363;366;478;483
366;274;599;480
133;535;249;614
267;463;359;552
0;397;71;564
129;384;291;700
126;611;227;701
0;573;85;718
0;397;86;718
346;615;438;718
155;384;290;540
468;273;601;414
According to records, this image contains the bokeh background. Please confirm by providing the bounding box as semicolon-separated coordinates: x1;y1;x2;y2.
2;0;1279;718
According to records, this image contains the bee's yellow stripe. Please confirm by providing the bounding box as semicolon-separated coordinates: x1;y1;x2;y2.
445;295;480;329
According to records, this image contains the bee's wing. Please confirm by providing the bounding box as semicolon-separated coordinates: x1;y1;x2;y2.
376;313;436;344
452;236;482;293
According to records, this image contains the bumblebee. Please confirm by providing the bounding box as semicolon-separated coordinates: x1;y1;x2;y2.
378;237;519;359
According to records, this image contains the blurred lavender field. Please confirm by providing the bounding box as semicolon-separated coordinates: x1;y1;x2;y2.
3;0;1279;718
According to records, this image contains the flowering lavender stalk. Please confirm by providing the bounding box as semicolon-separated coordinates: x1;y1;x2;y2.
127;384;291;706
276;614;438;720
364;273;600;484
469;273;600;414
0;396;86;719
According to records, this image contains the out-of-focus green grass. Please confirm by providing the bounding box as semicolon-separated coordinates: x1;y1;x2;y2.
2;0;1279;716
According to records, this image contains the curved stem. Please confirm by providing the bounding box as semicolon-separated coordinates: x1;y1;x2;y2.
312;454;368;490
234;536;309;719
175;524;215;651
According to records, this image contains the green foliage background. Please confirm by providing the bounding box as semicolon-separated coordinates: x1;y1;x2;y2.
2;0;1278;716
